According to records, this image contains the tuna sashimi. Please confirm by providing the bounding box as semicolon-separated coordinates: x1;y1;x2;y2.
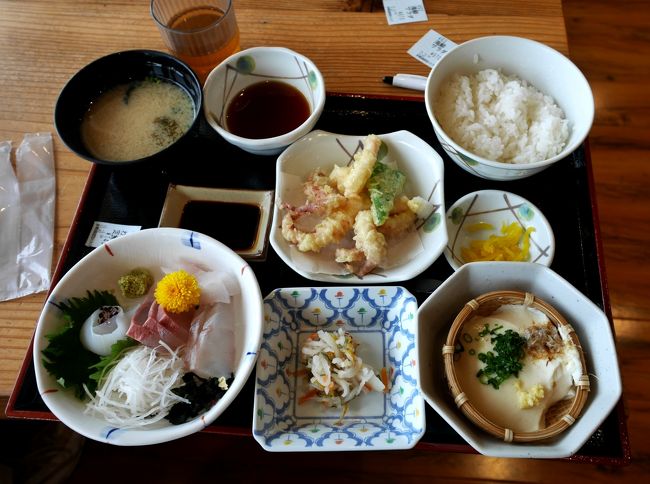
184;303;235;379
127;298;195;350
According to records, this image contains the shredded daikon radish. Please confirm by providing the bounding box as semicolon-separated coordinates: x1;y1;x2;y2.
301;328;384;409
84;341;189;427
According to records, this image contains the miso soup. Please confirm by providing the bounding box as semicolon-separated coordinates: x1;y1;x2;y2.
81;78;194;162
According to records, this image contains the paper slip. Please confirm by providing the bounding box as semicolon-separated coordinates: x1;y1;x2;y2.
408;30;457;68
383;0;428;25
85;221;141;248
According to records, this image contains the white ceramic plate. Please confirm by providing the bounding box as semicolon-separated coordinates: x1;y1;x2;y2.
253;286;426;451
444;190;555;271
34;227;263;446
270;130;448;283
417;261;622;458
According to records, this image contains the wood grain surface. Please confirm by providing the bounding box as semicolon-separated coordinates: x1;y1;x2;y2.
0;0;648;481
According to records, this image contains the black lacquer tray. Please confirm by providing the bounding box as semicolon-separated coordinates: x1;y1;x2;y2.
6;94;630;464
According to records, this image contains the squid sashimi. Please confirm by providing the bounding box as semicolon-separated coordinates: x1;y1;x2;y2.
185;303;235;379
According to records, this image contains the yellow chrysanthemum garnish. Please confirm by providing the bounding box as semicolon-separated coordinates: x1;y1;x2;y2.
154;269;200;313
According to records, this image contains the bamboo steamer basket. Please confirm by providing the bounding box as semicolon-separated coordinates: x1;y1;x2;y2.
442;290;590;443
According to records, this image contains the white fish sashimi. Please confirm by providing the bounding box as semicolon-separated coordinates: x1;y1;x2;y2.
197;270;240;305
161;260;240;305
185;303;235;379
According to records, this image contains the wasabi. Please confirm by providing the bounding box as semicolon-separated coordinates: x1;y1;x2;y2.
118;268;153;298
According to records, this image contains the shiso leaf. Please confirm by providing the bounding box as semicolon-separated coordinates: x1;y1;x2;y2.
89;337;139;383
41;290;118;399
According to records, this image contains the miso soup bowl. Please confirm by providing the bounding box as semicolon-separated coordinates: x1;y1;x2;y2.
425;36;594;181
54;49;202;166
203;46;326;156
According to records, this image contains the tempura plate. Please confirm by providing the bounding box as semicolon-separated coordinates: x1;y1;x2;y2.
270;130;447;283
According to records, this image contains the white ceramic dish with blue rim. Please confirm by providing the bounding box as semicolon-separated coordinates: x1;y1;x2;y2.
444;190;555;271
33;227;263;446
417;261;622;458
253;286;426;451
270;130;448;283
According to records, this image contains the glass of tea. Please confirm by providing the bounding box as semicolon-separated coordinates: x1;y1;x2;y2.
150;0;240;83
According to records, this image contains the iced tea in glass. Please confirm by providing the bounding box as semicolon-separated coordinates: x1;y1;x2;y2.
151;0;240;82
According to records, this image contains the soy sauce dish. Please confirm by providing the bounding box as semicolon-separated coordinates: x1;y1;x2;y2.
54;50;202;166
202;46;326;155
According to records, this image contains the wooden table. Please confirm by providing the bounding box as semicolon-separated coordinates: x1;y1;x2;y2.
1;0;648;480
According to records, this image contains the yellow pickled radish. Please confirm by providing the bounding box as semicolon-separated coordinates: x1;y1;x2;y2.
461;222;535;262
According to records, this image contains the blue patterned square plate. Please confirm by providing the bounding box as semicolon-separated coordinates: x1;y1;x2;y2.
253;286;425;451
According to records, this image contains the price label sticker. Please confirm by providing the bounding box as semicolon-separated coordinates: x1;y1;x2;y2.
85;221;141;248
408;29;457;68
383;0;428;25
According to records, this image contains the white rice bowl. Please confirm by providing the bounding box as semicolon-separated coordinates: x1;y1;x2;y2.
425;36;594;181
436;69;570;164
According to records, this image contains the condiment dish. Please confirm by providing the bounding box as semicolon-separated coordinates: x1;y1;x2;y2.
424;36;594;180
444;190;555;271
270;130;448;283
417;261;621;458
54;50;202;166
158;184;274;260
253;286;425;451
203;46;326;155
33;227;263;446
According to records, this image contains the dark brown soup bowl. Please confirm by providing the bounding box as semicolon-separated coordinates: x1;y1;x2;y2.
54;50;202;166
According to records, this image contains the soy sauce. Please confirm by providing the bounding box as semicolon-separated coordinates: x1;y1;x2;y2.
180;201;260;251
225;80;310;139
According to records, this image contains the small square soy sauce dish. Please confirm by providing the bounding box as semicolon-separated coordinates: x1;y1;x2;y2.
158;184;273;260
253;286;426;452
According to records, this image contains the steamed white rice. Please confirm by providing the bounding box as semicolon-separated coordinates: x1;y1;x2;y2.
436;69;570;164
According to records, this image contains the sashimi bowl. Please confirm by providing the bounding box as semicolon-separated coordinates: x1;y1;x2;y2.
270;130;447;283
33;227;263;446
253;286;425;451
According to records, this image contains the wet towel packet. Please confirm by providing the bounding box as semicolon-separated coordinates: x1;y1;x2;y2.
0;133;56;301
0;141;21;297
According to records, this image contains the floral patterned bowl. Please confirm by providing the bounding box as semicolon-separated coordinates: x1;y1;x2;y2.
444;190;555;271
203;46;325;155
253;286;425;451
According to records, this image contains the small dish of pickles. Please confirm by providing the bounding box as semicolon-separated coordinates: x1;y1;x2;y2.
443;190;554;271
